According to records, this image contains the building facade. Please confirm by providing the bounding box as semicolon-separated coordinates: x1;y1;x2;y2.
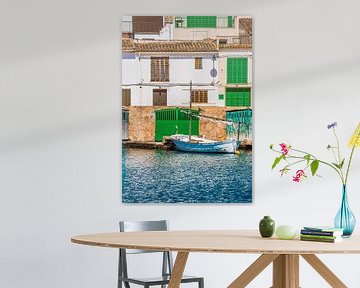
121;16;252;142
122;39;221;107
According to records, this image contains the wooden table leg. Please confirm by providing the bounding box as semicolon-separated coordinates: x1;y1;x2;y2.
272;254;299;288
168;252;189;288
301;254;347;288
228;254;279;288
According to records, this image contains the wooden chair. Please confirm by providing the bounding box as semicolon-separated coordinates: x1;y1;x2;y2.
118;220;204;288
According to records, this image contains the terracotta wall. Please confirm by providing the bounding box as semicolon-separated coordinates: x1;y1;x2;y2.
127;106;236;142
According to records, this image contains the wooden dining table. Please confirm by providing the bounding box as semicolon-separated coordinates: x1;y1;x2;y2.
71;230;360;288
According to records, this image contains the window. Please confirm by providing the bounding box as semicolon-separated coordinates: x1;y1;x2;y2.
227;16;233;27
187;16;217;28
122;89;131;106
175;17;185;28
219;39;228;48
153;89;167;106
195;57;202;69
218;94;224;100
151;57;169;82
227;58;248;84
191;90;208;103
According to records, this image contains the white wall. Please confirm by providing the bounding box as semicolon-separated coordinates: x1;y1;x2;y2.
122;54;220;106
134;23;173;40
1;1;360;288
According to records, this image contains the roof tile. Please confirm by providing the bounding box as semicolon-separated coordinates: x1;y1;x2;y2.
122;39;218;53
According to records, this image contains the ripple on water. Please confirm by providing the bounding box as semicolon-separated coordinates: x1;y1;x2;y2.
122;148;252;203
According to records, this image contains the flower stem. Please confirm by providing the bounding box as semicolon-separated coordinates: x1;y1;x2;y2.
284;159;306;169
284;154;344;182
345;129;360;185
291;148;317;159
283;147;344;183
333;128;345;181
333;128;342;163
345;145;356;185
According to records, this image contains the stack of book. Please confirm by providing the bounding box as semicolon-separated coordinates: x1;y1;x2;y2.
300;226;344;243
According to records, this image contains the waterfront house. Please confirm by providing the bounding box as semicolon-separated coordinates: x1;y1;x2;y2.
172;16;253;108
121;18;252;143
122;38;220;107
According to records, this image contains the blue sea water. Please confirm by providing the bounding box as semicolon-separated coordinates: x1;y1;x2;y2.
122;147;252;203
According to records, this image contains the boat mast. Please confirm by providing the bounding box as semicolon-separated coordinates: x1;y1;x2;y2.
188;80;192;141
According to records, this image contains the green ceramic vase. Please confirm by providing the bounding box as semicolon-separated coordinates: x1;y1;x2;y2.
259;216;275;238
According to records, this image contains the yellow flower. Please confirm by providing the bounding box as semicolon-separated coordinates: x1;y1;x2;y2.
349;122;360;148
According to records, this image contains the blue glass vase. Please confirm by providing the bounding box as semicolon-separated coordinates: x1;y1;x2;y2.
334;185;356;237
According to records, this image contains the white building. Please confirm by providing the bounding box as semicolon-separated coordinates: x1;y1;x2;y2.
171;16;253;107
122;39;222;107
172;16;252;45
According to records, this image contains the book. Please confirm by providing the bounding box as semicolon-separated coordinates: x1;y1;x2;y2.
300;234;341;240
300;236;343;243
303;226;344;232
301;229;343;237
302;226;343;236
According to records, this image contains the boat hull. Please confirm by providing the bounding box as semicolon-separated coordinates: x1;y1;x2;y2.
171;136;239;154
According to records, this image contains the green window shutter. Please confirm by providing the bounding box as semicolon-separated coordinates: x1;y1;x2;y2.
187;16;216;28
226;88;251;107
218;94;224;100
228;16;233;27
187;16;194;28
227;58;248;84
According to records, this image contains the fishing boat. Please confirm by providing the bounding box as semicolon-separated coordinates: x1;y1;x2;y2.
171;134;239;154
170;80;241;154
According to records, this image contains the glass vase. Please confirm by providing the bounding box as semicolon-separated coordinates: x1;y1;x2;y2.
334;185;356;237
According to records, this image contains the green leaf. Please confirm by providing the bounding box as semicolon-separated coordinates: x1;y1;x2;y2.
271;156;282;170
332;163;341;169
339;159;345;169
270;144;274;149
310;160;319;176
304;154;311;164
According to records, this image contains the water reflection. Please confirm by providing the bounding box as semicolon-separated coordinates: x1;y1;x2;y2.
122;148;252;203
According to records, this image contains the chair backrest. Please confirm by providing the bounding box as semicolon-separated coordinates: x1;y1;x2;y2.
118;220;174;283
119;220;169;254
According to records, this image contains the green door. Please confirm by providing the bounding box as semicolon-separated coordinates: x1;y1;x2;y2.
155;108;199;142
227;58;248;84
226;88;251;107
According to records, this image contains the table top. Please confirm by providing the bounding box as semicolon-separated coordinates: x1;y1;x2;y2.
71;230;360;254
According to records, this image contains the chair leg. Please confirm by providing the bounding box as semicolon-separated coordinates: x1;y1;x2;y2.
199;278;204;288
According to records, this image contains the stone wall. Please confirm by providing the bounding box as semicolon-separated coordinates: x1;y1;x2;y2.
128;106;156;142
198;107;227;141
127;106;242;142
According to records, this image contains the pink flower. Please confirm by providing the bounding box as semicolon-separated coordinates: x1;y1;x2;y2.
293;170;306;182
279;143;289;155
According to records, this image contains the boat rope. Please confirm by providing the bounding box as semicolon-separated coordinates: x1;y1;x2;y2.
179;109;249;127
